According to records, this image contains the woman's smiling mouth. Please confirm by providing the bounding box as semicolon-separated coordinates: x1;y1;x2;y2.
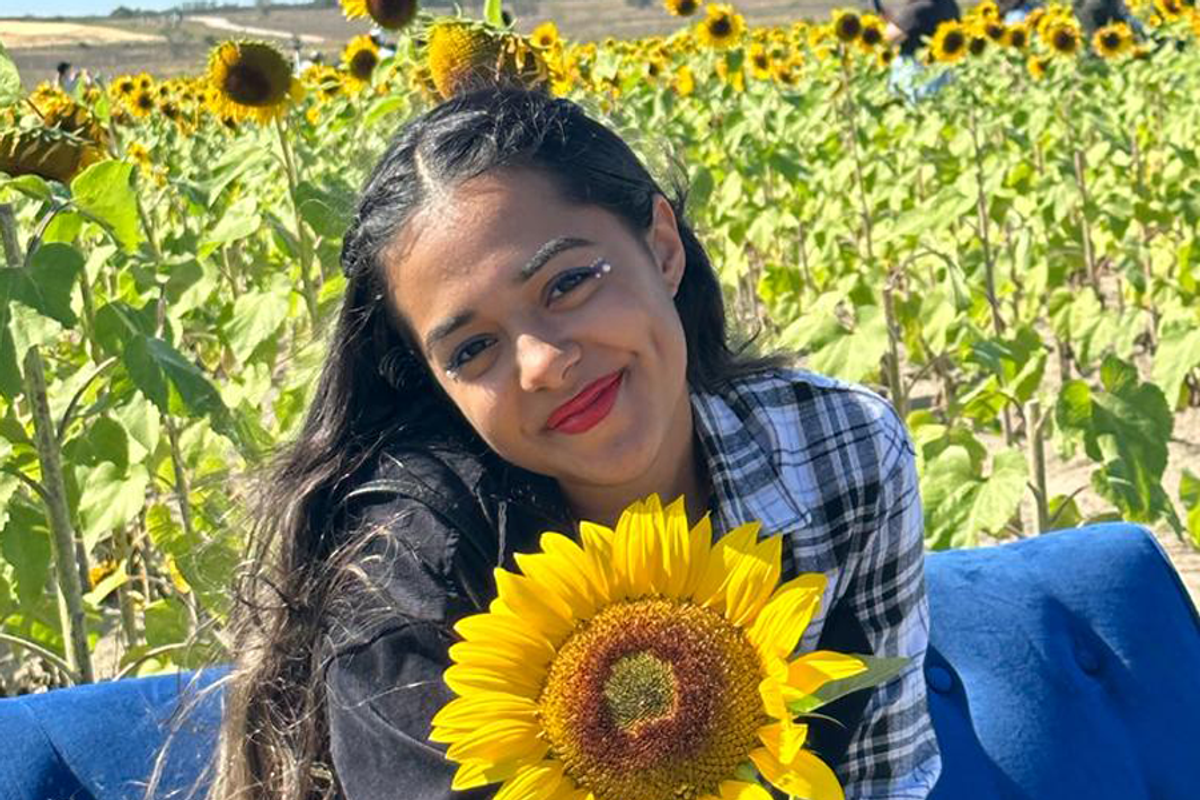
546;370;625;434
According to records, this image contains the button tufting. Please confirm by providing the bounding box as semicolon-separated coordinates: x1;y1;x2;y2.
927;665;954;693
1075;645;1102;675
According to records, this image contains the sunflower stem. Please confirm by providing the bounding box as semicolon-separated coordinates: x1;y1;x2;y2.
274;116;320;331
23;345;95;684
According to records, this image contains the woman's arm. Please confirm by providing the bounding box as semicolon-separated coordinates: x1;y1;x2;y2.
322;495;494;800
836;407;943;799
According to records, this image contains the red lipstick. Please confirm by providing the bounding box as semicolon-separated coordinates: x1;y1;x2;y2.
546;370;624;434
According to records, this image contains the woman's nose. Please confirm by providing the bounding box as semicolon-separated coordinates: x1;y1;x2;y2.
515;330;579;392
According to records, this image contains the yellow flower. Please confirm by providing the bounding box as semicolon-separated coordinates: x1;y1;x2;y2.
1092;22;1133;57
1027;53;1050;79
930;20;968;62
695;3;745;49
425;18;548;100
664;0;701;16
0;125;104;184
129;88;157;119
748;43;773;79
859;15;886;49
531;20;560;49
342;34;381;87
832;9;863;43
1154;0;1184;19
1003;24;1030;49
339;0;418;30
432;496;866;800
1046;22;1080;56
205;40;303;124
673;64;696;96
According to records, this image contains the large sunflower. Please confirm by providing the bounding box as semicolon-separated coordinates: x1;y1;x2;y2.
1045;22;1080;56
339;0;418;30
695;3;746;49
342;34;381;87
432;495;875;800
664;0;701;17
832;9;863;43
206;40;303;124
1092;22;1133;57
930;19;968;62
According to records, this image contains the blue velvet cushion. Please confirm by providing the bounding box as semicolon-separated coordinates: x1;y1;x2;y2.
1;523;1198;799
925;523;1200;799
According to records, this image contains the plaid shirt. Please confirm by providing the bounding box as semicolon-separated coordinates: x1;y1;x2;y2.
691;367;942;799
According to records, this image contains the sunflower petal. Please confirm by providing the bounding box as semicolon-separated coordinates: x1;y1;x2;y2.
717;780;775;800
493;759;565;800
712;521;782;627
444;717;547;765
757;719;809;764
751;745;845;800
450;760;523;791
612;496;667;598
785;651;869;697
516;538;599;620
694;522;758;611
680;512;716;601
493;568;574;642
454;612;556;663
578;520;616;603
431;692;539;737
443;662;542;699
661;495;692;598
746;573;827;661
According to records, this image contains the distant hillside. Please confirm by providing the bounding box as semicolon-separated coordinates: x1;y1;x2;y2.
6;0;852;85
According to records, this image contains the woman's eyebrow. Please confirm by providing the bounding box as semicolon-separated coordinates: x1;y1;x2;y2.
424;236;596;355
516;236;595;282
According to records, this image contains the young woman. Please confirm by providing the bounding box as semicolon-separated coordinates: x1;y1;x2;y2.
211;88;942;800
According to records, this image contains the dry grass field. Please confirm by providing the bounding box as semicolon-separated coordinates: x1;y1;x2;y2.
3;0;845;86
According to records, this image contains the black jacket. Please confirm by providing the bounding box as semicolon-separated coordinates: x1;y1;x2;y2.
320;443;873;800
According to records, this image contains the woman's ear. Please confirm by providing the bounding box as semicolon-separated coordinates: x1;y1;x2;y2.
647;193;687;298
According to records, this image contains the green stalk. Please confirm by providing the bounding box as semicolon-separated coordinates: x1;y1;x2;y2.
24;347;94;683
838;48;905;419
164;415;202;637
0;204;20;267
1025;400;1050;533
275;116;320;330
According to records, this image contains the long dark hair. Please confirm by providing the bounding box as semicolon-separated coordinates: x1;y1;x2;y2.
205;87;785;800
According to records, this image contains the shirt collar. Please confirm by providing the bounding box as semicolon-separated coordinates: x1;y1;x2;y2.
689;380;813;540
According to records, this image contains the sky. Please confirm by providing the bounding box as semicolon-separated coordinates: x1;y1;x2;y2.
1;0;302;18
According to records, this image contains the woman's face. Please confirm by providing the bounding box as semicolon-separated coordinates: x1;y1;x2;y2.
385;168;692;498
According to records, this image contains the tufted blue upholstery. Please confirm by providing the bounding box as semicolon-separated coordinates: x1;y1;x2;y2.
1;523;1198;799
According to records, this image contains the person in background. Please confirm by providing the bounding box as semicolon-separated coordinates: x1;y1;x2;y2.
997;0;1044;24
55;62;78;94
875;0;962;103
1072;0;1146;38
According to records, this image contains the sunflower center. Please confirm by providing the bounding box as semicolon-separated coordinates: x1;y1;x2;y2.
225;64;272;105
539;598;766;800
709;17;732;37
351;50;379;80
603;652;677;733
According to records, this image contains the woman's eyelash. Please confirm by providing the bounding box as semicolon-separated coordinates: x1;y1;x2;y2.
548;258;610;300
443;259;611;377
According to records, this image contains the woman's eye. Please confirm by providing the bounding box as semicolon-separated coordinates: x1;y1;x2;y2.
446;337;493;373
548;263;603;302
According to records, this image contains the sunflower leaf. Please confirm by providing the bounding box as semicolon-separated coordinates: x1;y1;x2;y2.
786;655;910;715
0;43;19;106
483;0;504;27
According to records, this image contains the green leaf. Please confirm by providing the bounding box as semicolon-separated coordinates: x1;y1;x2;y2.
1151;325;1200;411
0;497;51;607
788;655;911;715
70;161;142;252
809;305;889;384
226;275;292;363
1;174;54;203
967;449;1028;537
75;462;149;555
484;0;504;27
94;301;155;357
298;197;348;240
1056;355;1174;525
0;43;19;106
124;334;226;420
202;196;259;255
1181;470;1200;549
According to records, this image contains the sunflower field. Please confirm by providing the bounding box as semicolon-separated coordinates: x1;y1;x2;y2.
0;0;1198;686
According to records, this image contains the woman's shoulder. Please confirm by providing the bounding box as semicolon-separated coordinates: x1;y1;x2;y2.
707;366;913;476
